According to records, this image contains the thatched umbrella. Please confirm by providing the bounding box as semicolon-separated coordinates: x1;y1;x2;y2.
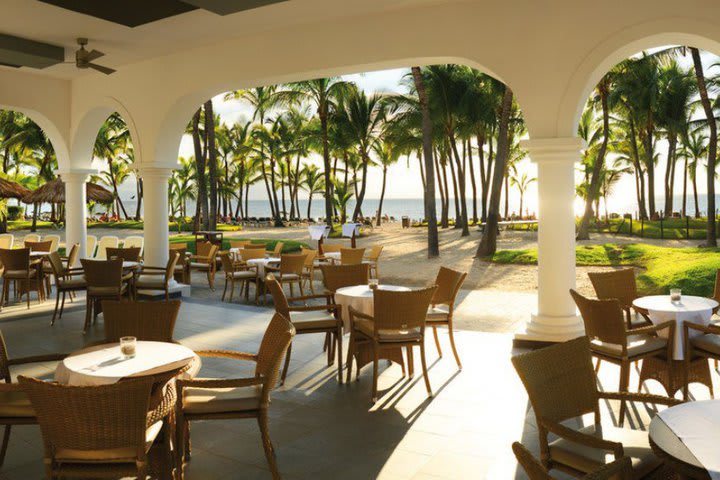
0;177;31;200
23;178;114;204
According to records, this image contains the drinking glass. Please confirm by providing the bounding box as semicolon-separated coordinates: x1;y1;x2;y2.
368;278;379;290
120;336;137;359
670;288;682;304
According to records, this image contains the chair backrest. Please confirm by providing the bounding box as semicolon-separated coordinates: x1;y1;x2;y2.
301;248;317;267
106;247;141;262
171;247;187;266
164;251;180;280
196;240;213;257
18;376;153;461
25;240;52;253
101;300;181;342
122;236;144;254
219;252;235;273
587;269;638;309
66;243;80;267
255;313;296;402
0;248;29;271
86;235;98;257
279;254;306;275
47;251;67;278
244;243;266;250
0;234;13;250
265;275;290;317
0;330;11;382
372;286;436;333
322;243;342;253
511;336;600;424
340;248;365;265
23;233;40;244
368;245;383;261
272;241;284;256
81;258;123;289
229;240;250;249
569;289;626;345
42;234;60;252
239;248;266;261
170;242;188;250
95;236;119;260
432;266;468;306
321;264;370;292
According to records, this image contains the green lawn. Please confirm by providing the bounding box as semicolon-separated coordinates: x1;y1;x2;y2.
491;243;720;296
7;220;55;231
169;235;308;254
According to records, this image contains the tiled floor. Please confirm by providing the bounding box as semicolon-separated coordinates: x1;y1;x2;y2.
0;292;715;479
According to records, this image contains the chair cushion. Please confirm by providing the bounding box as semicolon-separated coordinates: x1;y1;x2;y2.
354;318;422;342
190;262;210;269
134;275;166;289
55;420;163;463
183;385;262;414
549;423;661;478
279;273;300;281
230;271;257;280
4;270;30;279
57;277;87;289
691;333;720;356
289;310;338;330
426;305;450;322
0;390;34;418
591;334;667;358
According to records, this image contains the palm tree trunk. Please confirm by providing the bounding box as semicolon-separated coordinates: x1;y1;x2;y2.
447;151;461;227
449;134;469;236
352;156;369;222
628;118;648;219
134;177;143;220
376;166;388;227
307;192;313;221
191;108;208;231
693;172;700;218
663;136;676;217
320;110;333;227
467;138;478;224
682;157;688;217
31;203;38;232
503;174;509;220
441;159;450;228
204;100;218;230
477;134;487;222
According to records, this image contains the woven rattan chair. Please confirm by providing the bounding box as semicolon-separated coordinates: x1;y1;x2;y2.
348;286;437;402
189;242;219;289
570;289;673;425
81;258;127;334
24;240;52;253
266;274;343;383
512;442;632;480
134;251;180;300
170;247;191;284
322;243;342;254
271;241;284;257
587;269;651;330
229;239;250;250
340;247;365;265
170;242;188;250
0;330;66;467
100;300;181;343
219;252;259;304
43;243;80;297
363;245;383;279
86;235;98;258
426;266;467;369
265;253;307;298
106;246;142;262
320;263;370;295
238;248;268;262
47;251;86;325
175;313;295;479
511;336;681;479
683;321;720;399
244;243;267;250
19;376;172;480
0;248;38;309
299;248;318;294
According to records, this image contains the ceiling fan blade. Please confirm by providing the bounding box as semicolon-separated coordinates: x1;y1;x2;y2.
84;49;105;62
87;63;115;75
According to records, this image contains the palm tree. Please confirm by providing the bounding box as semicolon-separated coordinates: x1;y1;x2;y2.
300;164;324;220
372;139;400;226
681;131;707;217
93;113;131;219
509;167;535;219
331;178;353;225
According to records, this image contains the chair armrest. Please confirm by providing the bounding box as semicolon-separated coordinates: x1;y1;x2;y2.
584;456;632;480
7;353;68;366
177;376;264;390
541;419;624;459
684;321;720;336
287;293;333;303
140;266;166;271
189;255;210;262
349;306;373;322
195;350;258;362
138;270;166;276
288;304;341;314
625;320;674;337
598;391;684;407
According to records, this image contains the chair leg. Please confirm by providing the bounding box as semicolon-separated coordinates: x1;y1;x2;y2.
419;343;432;397
51;288;61;326
289;281;294;297
618;362;630;427
432;325;442;357
595;358;602;374
447;321;462;369
221;276;228;301
298;280;304;297
258;410;281;480
309;273;315;294
175;416;186;477
336;326;343;384
371;344;380;403
83;296;92;334
0;425;11;467
59;291;67;319
26;277;31;309
229;279;235;303
346;333;355;384
281;342;292;385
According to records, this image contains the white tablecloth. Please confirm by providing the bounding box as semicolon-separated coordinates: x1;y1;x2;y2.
341;223;360;238
656;399;720;478
308;225;330;240
55;341;198;386
633;295;718;360
334;285;411;332
247;257;280;278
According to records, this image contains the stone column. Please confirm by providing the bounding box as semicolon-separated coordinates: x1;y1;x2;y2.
515;137;585;343
60;170;94;263
136;166;173;268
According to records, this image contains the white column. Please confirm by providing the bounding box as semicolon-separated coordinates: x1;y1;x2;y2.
137;166;173;268
60;170;94;263
515;138;585;343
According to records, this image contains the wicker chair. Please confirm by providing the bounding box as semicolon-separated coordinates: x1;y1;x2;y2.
320;263;370;295
511;336;681;479
0;330;66;467
171;247;191;284
683;321;720;399
46;251;86;325
189;242;220;289
0;234;12;249
134;251;180;300
19;376;172;480
299;248;318;294
570;289;673;425
81;258;127;334
238;248;267;261
265;253;307;298
426;266;467;369
587;269;651;329
512;442;632;480
271;241;284;257
348;286;437;402
100;300;181;343
340;247;365;265
363;245;383;279
219;252;259;304
43;243;80;297
0;248;38;309
24;240;52;253
229;239;250;250
244;243;267;250
322;243;342;254
175;313;295;479
106;247;142;262
266;274;342;383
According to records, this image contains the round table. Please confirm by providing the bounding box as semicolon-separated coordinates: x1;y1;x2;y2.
29;250;50;257
247;257;280;278
649;400;720;479
55;341;200;386
334;284;411;332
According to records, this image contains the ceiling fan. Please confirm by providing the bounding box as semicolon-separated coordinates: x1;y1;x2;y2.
72;38;115;75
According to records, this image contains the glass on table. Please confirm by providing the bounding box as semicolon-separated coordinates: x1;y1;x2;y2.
120;336;137;359
368;278;379;290
670;288;682;304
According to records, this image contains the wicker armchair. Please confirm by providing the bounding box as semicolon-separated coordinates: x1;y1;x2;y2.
42;234;60;252
170;246;190;284
100;300;181;343
106;246;142;262
512;442;632;480
219;252;259;304
266;274;342;384
0;330;66;466
426;266;467;369
175;313;295;479
43;243;80;297
134;251;180;300
244;243;267;250
363;245;383;279
348;286;437;402
340;247;365;265
46;251;86;325
19;376;172;480
300;247;318;294
322;243;342;254
81;258;127;334
0;248;38;309
265;253;307;298
24;240;52;253
189;242;220;289
587;269;652;329
512;336;682;479
228;239;250;250
320;263;370;296
570;289;673;425
271;241;284;257
683;321;720;399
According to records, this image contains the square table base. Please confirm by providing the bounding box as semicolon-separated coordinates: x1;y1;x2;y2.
640;357;713;398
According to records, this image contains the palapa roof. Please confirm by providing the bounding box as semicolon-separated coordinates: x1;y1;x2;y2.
0;177;31;200
23;178;114;204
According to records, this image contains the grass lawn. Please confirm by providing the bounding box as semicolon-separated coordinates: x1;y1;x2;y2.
7;220;55;231
169;235;308;254
491;243;720;296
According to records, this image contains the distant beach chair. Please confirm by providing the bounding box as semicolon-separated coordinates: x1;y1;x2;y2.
0;234;13;249
86;235;98;258
23;233;40;244
94;235;120;260
42;234;60;252
122;235;144;255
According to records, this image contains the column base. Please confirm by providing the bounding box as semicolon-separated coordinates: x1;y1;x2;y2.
513;312;585;348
